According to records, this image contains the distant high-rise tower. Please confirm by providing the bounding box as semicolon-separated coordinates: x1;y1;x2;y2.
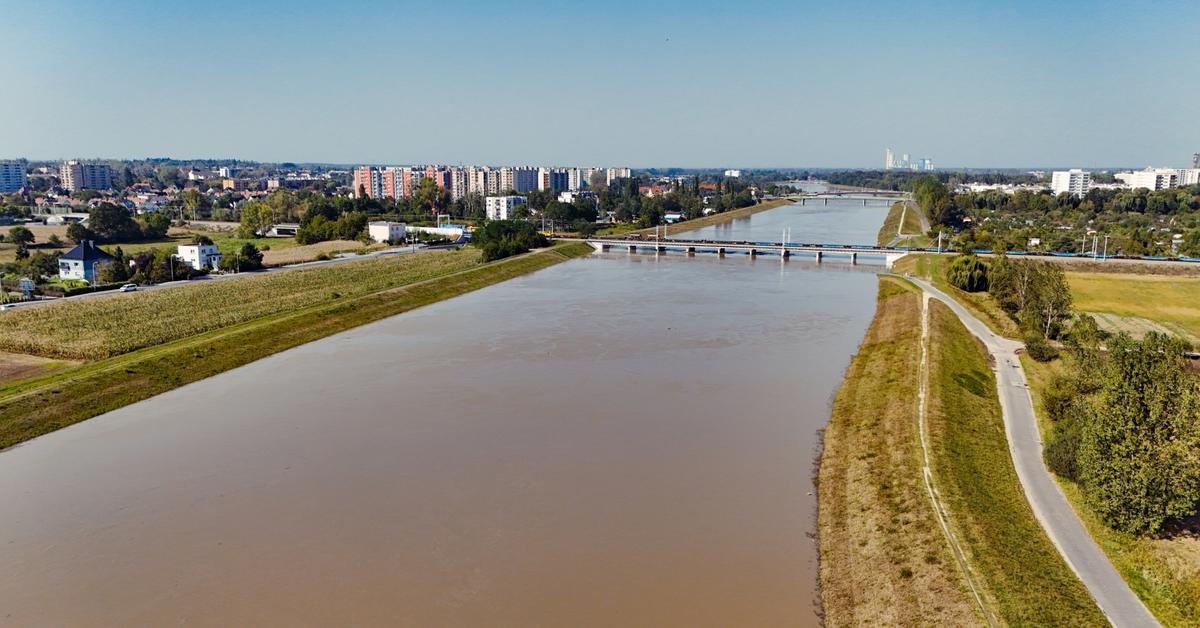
1193;153;1200;168
885;148;895;169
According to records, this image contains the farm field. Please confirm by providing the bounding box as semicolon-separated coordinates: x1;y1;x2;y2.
1067;271;1200;340
0;249;482;360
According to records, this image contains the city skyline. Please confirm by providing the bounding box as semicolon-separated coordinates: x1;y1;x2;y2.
2;0;1198;167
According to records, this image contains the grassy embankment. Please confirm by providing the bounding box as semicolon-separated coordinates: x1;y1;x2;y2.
876;202;930;248
924;299;1105;625
622;198;795;237
901;252;1200;623
0;224;378;266
820;277;1105;625
0;242;594;450
819;278;980;626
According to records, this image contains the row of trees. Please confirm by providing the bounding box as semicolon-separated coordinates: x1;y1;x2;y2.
472;220;549;262
945;254;1073;355
64;203;170;244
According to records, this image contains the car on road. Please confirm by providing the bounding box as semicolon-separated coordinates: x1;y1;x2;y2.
120;283;139;293
0;303;18;311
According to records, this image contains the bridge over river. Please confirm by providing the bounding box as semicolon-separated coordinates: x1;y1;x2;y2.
578;237;925;268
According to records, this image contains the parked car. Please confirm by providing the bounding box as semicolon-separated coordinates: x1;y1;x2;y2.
120;284;139;293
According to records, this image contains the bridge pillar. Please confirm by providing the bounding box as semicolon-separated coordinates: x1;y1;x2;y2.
599;243;610;251
824;198;828;205
781;249;790;259
815;250;823;263
800;198;806;205
718;247;726;257
628;245;637;253
850;252;857;264
686;246;696;256
656;245;666;253
750;248;758;257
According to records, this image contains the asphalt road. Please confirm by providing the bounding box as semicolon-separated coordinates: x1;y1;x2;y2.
911;277;1159;627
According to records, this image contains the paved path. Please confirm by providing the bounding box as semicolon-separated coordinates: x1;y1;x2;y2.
910;277;1159;628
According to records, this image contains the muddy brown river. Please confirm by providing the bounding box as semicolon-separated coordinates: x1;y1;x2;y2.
0;198;888;626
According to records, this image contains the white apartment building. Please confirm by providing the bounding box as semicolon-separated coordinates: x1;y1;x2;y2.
0;160;27;192
60;160;113;192
1116;167;1200;190
485;195;527;220
1051;169;1091;197
606;167;631;184
367;221;407;243
724;169;742;178
176;243;223;270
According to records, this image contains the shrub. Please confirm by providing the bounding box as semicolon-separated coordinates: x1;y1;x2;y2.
1023;334;1059;362
1044;428;1082;481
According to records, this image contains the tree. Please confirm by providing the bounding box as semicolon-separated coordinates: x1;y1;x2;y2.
472;220;549;261
946;254;988;292
66;221;94;244
220;242;265;272
87;203;142;242
1078;333;1200;535
237;200;275;238
7;226;34;247
588;170;608;189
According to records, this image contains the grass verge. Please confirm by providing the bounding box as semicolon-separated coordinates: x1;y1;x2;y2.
819;278;980;626
925;300;1106;625
0;242;593;450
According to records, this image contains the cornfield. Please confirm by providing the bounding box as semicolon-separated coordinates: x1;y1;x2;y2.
0;249;481;361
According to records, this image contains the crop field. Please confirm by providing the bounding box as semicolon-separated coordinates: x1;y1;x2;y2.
1068;271;1200;339
0;249;481;360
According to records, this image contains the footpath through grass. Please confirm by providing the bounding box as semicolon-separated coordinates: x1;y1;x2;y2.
925;300;1106;626
0;242;593;450
819;278;980;626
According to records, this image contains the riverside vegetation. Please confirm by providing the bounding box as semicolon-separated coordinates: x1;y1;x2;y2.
905;251;1200;624
819;277;1104;625
0;242;594;450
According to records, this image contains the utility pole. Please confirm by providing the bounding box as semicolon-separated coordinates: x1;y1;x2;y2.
1102;234;1109;261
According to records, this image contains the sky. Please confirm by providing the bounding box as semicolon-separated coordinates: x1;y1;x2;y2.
2;0;1197;168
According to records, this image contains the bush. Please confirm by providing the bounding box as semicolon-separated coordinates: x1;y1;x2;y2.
1024;334;1059;362
1044;428;1082;481
472;220;549;262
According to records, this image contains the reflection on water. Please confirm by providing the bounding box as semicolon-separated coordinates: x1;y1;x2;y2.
0;203;889;627
672;198;894;245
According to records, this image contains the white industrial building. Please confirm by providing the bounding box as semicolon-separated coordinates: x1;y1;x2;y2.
486;195;527;220
1051;169;1091;197
367;221;407;243
177;242;223;270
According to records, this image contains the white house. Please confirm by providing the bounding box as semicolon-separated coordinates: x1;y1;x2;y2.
58;240;115;283
485;195;527;220
177;242;222;270
367;221;407;243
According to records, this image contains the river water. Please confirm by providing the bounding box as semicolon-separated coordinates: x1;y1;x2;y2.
0;197;888;627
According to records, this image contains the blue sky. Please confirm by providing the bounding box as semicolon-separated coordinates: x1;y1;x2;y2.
2;0;1197;168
